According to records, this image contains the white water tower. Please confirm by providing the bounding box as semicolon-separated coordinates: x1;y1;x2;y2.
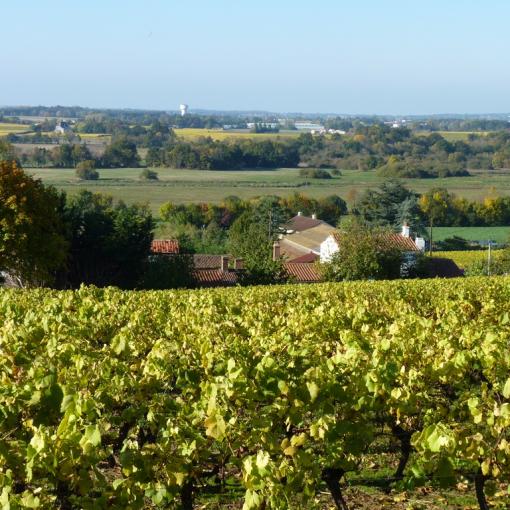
179;104;188;116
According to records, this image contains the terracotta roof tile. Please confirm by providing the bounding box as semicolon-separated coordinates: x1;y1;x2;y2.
284;262;321;283
289;252;320;263
193;270;238;287
377;233;419;251
151;239;180;254
193;254;223;269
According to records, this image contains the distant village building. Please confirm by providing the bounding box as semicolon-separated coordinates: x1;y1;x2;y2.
54;120;73;134
294;121;325;131
246;122;279;130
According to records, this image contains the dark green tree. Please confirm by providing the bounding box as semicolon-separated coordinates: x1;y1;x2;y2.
138;254;195;289
317;195;348;225
102;137;140;167
228;211;287;285
60;191;153;288
354;180;426;234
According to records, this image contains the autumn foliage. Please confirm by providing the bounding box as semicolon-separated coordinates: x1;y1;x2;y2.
0;160;67;286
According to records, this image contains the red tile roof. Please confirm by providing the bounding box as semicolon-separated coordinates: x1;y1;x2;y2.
151;239;180;254
192;255;244;270
290;252;320;263
193;254;223;269
284;262;321;283
378;233;419;251
193;270;238;287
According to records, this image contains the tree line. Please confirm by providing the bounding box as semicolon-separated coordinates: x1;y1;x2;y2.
2;138;140;169
4;116;510;174
146;138;300;169
0;160;155;289
299;126;510;176
353;180;510;229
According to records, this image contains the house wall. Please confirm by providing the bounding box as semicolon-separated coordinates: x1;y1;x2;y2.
320;236;339;262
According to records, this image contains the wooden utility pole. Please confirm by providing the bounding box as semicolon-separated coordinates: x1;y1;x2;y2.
487;240;492;276
429;220;433;257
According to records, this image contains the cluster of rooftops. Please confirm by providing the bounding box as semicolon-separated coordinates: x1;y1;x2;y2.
151;213;428;287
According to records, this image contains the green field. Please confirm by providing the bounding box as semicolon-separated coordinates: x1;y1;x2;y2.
433;226;510;242
25;166;510;218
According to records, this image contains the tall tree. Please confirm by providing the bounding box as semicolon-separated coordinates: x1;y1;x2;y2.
0;160;67;286
354;180;425;234
419;188;454;254
228;211;287;285
60;191;153;288
102;137;140;168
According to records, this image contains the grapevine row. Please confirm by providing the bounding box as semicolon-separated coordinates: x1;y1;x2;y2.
0;278;509;508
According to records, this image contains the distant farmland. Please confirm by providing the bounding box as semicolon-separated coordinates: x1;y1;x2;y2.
0;122;32;135
174;128;302;141
417;130;490;141
24;166;510;218
433;226;510;243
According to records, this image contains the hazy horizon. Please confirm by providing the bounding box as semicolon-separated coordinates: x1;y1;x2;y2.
3;103;510;118
3;0;510;114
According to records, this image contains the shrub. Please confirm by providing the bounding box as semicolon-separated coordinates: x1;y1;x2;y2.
139;168;159;181
299;168;332;179
75;160;99;180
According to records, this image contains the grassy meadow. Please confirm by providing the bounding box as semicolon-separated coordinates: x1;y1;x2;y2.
433;226;510;242
24;166;510;220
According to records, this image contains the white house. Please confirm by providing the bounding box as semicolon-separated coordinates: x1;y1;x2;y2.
320;234;341;262
320;224;426;263
55;121;72;134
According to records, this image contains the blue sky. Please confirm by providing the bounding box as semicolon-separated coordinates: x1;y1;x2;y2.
3;0;510;114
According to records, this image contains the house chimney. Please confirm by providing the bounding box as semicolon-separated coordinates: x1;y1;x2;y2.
401;223;410;238
221;256;229;271
311;213;317;220
297;211;302;216
234;258;243;270
415;237;426;251
272;241;281;261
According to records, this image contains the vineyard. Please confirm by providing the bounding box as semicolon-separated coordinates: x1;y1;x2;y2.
432;250;499;270
1;279;510;509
